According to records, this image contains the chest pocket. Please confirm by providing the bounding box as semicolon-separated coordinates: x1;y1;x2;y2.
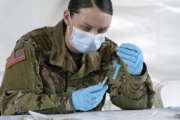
40;64;66;94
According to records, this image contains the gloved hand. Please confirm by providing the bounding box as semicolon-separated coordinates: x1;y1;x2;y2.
71;83;108;111
116;43;144;75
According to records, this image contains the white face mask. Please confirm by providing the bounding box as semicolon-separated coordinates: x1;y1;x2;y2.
69;27;106;54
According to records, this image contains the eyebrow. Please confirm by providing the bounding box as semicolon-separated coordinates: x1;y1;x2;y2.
82;23;109;30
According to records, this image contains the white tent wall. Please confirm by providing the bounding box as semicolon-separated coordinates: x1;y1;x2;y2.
0;0;180;108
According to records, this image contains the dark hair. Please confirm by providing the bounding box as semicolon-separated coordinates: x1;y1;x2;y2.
68;0;113;16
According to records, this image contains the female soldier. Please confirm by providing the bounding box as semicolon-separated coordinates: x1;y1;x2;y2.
0;0;154;115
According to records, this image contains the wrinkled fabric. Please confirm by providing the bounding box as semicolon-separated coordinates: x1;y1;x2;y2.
0;20;154;115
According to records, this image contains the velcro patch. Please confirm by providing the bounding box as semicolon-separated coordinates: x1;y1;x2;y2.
6;49;26;69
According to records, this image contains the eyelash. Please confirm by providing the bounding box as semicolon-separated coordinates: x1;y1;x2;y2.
81;26;107;34
81;26;91;32
98;29;106;33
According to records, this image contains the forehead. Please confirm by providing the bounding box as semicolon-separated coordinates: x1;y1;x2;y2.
71;7;112;28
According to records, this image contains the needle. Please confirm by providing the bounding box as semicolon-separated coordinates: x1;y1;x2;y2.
102;76;108;86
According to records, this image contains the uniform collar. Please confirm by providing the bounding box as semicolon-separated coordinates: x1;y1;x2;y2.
49;20;101;79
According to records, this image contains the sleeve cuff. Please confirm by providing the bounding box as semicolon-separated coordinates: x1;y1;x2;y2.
130;62;148;82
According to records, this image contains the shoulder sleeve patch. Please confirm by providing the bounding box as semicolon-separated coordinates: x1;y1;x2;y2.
6;49;26;69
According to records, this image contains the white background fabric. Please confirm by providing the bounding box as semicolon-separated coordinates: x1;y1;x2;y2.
0;0;180;107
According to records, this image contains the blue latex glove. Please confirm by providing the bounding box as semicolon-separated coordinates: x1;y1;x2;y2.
71;83;108;111
116;43;144;75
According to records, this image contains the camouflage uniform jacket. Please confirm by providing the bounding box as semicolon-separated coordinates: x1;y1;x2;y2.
0;20;155;115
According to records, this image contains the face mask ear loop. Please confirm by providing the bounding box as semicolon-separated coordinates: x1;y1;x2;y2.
65;11;79;54
67;12;76;47
69;15;74;30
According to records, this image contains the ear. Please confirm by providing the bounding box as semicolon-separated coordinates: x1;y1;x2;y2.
64;10;71;26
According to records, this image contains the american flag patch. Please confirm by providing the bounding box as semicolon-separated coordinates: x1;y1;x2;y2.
6;49;26;69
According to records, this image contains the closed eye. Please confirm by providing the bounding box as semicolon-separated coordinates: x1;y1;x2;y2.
79;24;92;32
98;27;108;33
